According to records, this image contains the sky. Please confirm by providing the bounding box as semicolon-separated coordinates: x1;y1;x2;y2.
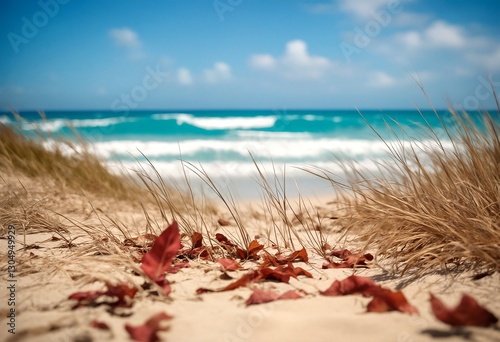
1;0;499;111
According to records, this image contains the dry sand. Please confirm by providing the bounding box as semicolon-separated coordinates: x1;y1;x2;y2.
1;173;499;342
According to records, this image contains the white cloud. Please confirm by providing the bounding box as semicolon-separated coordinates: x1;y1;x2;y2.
177;68;193;85
396;20;467;50
249;54;276;70
203;62;232;83
109;28;141;49
467;47;500;71
249;40;332;80
339;0;389;19
368;71;397;87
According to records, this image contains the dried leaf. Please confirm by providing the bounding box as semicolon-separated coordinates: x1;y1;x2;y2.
245;287;304;305
141;221;181;295
323;249;373;269
191;232;203;249
125;312;172;342
218;218;231;226
367;289;418;314
90;320;110;330
217;258;243;271
430;294;498;327
262;248;309;266
320;275;377;296
246;240;264;260
68;282;137;309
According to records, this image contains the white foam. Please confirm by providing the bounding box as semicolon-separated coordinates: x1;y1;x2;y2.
0;115;10;124
22;117;137;132
151;113;277;130
88;137;454;161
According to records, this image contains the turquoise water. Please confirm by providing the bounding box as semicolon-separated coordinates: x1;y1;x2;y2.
1;109;491;199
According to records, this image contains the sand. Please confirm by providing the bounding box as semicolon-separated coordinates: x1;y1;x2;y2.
1;173;499;342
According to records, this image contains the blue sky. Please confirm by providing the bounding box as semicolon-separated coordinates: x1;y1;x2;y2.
1;0;499;111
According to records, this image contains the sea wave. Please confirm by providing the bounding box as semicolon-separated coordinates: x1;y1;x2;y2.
151;113;277;130
0;115;11;124
85;137;453;161
22;117;137;132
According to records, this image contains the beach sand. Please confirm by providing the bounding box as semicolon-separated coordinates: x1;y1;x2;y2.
1;172;499;342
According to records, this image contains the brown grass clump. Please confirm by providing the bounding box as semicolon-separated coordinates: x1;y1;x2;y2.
321;108;500;277
0;121;138;200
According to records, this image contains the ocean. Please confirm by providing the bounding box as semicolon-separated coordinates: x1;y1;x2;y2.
0;109;484;199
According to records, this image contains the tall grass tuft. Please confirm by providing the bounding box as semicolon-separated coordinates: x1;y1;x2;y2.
0;120;138;200
321;107;500;277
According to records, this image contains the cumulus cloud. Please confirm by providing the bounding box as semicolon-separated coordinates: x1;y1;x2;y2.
339;0;389;19
203;62;232;83
368;71;397;87
177;68;193;85
109;28;141;49
249;40;332;80
467;47;500;71
396;20;466;49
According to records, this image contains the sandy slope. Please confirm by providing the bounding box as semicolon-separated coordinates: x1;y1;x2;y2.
1;173;499;342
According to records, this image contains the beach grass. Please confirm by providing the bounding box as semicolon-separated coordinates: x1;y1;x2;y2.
313;107;500;277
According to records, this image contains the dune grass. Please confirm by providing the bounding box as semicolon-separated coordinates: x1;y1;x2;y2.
0;121;138;200
314;107;500;277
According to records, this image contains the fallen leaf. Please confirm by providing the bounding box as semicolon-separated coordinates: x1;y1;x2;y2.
68;282;137;309
191;232;203;249
245;287;279;305
125;312;172;342
367;289;418;314
261;248;309;266
245;288;304;306
90;320;110;330
430;294;498;327
141;221;181;295
322;249;374;269
320;275;378;296
246;240;264;260
217;258;243;271
218;218;230;226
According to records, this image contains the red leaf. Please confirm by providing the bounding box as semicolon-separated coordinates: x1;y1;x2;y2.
278;290;304;300
247;240;264;259
245;288;304;306
430;294;498;327
262;248;309;267
217;258;243;271
320;275;378;296
68;282;137;309
125;312;173;342
141;221;181;294
367;289;418;314
323;249;373;269
215;233;237;248
68;290;106;309
197;270;260;294
90;320;110;330
245;287;279;305
191;232;203;249
166;261;190;274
